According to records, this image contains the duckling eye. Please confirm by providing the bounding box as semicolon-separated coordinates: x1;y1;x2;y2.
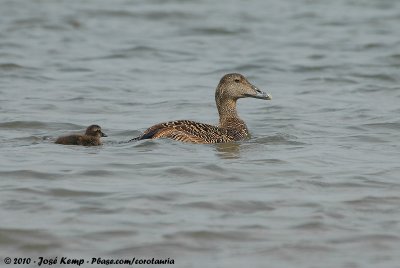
234;79;240;83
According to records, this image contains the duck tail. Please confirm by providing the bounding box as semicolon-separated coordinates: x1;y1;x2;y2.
128;128;160;142
128;136;142;142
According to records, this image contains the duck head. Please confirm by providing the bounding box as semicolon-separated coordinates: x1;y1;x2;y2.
215;73;271;102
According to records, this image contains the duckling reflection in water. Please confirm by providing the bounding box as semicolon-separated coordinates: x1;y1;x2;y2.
55;125;107;146
130;73;271;144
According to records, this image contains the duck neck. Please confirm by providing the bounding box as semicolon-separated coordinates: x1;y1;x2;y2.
217;98;243;129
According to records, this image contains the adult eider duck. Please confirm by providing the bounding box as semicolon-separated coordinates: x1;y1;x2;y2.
130;73;271;144
55;124;107;146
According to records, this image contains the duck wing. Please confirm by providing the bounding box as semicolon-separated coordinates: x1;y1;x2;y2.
130;120;234;144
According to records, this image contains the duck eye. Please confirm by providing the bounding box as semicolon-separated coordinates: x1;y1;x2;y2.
234;79;240;83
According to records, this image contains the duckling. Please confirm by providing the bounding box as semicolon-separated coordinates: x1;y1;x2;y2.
130;73;271;143
55;124;107;146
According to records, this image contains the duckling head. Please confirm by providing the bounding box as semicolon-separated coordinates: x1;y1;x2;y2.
85;125;107;137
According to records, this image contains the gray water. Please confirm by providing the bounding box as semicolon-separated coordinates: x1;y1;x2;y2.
1;0;400;267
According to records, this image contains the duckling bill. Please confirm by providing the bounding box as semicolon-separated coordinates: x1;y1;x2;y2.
130;73;271;144
55;124;107;146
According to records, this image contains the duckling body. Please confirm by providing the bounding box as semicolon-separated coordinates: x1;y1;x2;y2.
55;134;102;146
55;125;107;146
130;73;271;144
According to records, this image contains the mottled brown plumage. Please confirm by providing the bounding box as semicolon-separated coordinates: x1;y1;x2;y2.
130;73;271;144
55;125;107;146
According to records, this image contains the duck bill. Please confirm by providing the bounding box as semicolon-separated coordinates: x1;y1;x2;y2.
101;132;108;137
244;85;272;100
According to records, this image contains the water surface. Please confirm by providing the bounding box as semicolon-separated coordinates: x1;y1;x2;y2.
1;0;400;267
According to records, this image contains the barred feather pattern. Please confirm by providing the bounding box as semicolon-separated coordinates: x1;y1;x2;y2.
130;119;250;144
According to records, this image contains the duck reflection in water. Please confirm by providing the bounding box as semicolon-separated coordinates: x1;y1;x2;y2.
214;142;241;159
